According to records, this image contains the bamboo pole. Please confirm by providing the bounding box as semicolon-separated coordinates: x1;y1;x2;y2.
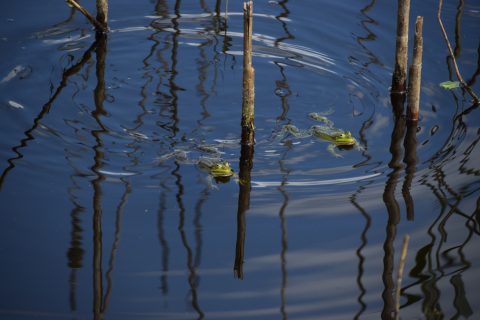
407;16;424;121
395;235;410;320
241;1;255;146
391;0;411;94
438;0;479;104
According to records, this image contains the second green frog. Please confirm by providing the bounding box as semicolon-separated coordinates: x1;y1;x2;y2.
277;112;362;157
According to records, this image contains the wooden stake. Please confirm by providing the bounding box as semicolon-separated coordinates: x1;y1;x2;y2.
66;0;108;33
96;0;109;32
392;0;411;94
234;2;255;279
241;1;255;146
407;16;424;121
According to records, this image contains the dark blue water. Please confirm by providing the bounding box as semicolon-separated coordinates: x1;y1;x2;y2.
1;0;480;319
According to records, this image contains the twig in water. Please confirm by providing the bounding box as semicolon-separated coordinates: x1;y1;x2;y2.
438;0;479;104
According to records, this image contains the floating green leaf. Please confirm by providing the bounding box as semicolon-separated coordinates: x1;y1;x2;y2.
439;81;461;90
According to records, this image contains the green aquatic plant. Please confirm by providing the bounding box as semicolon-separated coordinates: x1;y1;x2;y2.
439;80;460;90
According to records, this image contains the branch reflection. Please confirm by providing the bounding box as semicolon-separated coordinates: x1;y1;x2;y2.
0;41;97;189
400;102;480;317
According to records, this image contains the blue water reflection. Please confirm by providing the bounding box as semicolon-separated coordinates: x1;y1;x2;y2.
1;0;479;319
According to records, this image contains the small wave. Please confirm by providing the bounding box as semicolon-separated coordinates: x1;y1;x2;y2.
97;170;137;177
42;34;91;45
252;172;381;187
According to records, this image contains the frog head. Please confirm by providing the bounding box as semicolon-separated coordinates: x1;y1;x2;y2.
209;161;234;178
333;131;356;146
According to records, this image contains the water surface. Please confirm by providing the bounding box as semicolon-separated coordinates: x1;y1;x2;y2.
1;0;480;319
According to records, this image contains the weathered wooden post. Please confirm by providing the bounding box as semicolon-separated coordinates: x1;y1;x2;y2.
66;0;108;33
391;0;411;94
96;0;108;31
234;1;255;279
407;17;424;121
241;1;255;146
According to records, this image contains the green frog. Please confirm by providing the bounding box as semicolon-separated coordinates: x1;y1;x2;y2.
280;124;311;138
277;113;360;157
309;125;357;157
156;150;234;184
197;157;234;182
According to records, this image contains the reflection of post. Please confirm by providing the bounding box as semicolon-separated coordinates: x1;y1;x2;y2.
67;205;85;312
381;210;399;320
157;191;170;295
383;82;405;319
234;1;255;279
350;186;372;320
103;179;130;311
402;121;417;220
0;42;97;189
91;33;108;320
453;0;465;57
383;112;404;221
391;0;410;93
277;147;291;319
234;143;253;279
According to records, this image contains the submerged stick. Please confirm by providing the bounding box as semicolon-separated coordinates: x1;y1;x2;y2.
438;0;479;103
66;0;108;33
391;0;411;94
241;1;255;146
407;16;424;121
395;235;410;320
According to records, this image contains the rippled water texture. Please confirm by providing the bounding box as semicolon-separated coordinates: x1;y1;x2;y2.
1;0;480;319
